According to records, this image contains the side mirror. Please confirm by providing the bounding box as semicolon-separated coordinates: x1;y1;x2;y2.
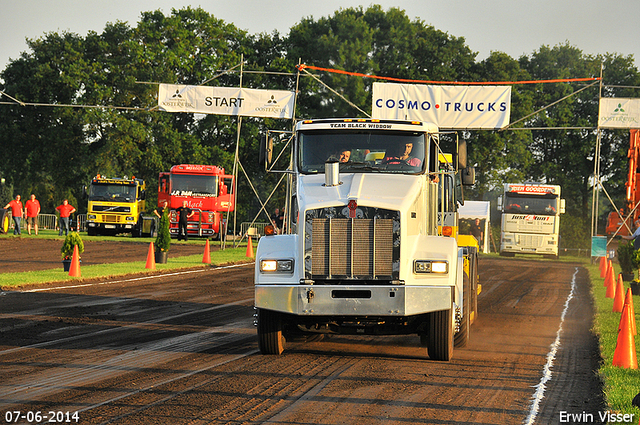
497;195;503;212
461;166;475;186
458;140;468;170
259;134;273;171
560;198;566;214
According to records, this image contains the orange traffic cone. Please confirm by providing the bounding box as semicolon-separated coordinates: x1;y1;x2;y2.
600;256;607;278
145;242;156;270
621;288;637;336
606;273;619;299
203;239;211;264
613;276;625;313
604;261;614;289
68;244;81;277
612;302;638;369
246;236;254;258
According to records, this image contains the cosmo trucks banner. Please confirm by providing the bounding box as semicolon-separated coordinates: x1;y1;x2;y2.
158;84;295;119
372;82;511;129
598;98;640;129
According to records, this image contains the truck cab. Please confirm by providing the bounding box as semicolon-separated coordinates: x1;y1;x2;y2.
254;118;477;360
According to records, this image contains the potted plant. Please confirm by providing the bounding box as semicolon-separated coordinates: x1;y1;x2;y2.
155;207;170;263
61;231;84;271
617;240;635;281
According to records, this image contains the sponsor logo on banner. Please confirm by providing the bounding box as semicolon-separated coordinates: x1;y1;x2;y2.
598;98;640;128
508;185;556;194
371;82;511;129
158;84;295;119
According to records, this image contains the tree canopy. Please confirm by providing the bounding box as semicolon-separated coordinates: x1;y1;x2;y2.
0;5;638;243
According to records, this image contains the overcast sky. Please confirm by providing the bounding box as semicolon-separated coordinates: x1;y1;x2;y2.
2;0;639;75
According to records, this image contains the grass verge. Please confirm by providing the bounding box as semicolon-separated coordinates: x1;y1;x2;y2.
0;247;253;288
585;259;640;417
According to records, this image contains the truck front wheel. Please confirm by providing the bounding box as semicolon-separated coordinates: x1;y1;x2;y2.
257;308;286;355
427;308;453;361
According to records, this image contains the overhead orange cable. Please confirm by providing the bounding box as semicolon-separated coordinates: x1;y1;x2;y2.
297;64;601;85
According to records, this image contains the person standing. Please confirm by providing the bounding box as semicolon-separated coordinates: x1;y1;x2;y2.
175;201;193;241
56;199;76;236
154;200;168;219
470;218;484;247
270;207;283;233
24;194;41;235
3;195;23;235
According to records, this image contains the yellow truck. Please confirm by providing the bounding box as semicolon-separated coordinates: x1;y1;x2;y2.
86;175;154;236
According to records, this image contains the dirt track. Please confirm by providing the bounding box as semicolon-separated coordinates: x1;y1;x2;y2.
0;240;606;424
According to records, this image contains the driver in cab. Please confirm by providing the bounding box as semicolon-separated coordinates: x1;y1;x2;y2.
383;142;422;166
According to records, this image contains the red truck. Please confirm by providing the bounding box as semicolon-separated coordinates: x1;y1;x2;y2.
158;164;235;239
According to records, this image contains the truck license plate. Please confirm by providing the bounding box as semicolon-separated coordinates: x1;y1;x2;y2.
105;224;116;229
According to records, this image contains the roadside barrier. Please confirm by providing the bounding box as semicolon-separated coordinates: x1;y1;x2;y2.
605;272;617;299
613;277;625;313
246;236;254;258
612;293;638;369
145;242;156;270
240;222;267;239
203;239;211;264
68;245;81;277
604;260;613;288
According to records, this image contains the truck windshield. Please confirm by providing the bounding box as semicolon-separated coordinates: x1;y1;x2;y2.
170;174;218;197
504;194;558;215
298;130;426;174
89;184;137;202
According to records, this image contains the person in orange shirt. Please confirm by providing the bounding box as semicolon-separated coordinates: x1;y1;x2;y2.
4;195;23;235
24;194;41;235
56;199;76;236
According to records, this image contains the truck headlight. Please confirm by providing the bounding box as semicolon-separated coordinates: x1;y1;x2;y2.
87;214;96;220
260;259;294;273
126;216;135;221
414;260;448;274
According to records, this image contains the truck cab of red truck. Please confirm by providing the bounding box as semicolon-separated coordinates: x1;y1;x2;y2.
158;164;235;239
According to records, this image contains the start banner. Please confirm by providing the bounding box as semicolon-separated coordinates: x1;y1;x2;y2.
598;98;640;129
158;84;295;119
372;82;511;129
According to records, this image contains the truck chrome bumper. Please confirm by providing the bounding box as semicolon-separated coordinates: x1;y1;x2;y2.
255;285;452;316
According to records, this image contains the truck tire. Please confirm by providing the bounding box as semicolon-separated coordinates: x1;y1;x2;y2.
133;216;143;237
427;307;453;361
454;272;471;348
257;308;286;355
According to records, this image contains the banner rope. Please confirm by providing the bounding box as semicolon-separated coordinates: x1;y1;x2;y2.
297;64;601;85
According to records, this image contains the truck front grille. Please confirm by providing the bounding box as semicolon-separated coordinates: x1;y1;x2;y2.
103;214;120;223
517;234;543;247
92;205;131;213
305;207;400;281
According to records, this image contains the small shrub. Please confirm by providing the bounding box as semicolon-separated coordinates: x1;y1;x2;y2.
617;240;635;276
155;207;171;252
61;232;84;260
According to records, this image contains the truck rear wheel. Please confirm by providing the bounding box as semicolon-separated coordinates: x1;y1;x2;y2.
427;307;453;361
257;308;286;355
454;272;471;348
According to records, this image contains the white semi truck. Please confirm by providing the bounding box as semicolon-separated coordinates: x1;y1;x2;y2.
498;183;565;258
255;118;478;361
